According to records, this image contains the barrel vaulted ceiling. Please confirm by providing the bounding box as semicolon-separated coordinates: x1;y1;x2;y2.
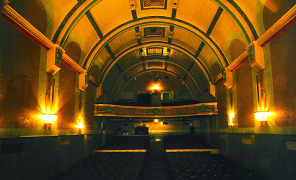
13;0;284;100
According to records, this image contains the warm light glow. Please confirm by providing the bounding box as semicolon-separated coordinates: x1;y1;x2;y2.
75;117;85;129
38;114;57;124
229;112;235;126
152;84;160;90
154;119;158;123
255;111;273;121
260;0;278;12
151;130;155;133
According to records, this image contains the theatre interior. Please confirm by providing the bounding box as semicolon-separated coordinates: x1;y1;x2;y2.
1;0;296;179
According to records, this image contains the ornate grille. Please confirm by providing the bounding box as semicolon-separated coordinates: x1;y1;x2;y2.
148;62;162;67
147;47;163;55
141;0;167;9
144;27;165;38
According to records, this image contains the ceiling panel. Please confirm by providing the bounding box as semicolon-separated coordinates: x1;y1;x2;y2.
124;65;144;79
92;47;111;74
169;49;193;67
176;0;219;33
103;65;121;92
210;11;242;60
108;28;138;57
90;0;133;36
50;0;77;40
117;50;141;70
172;26;203;54
65;15;99;63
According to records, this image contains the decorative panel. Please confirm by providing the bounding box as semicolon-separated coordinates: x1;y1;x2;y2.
141;0;167;9
144;27;165;38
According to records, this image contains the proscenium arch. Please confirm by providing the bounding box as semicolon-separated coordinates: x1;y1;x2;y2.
95;41;212;86
108;58;203;96
117;69;195;99
83;17;229;71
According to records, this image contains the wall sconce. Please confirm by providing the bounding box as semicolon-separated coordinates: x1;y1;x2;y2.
254;111;270;121
38;113;57;130
255;111;272;127
75;117;85;129
154;119;158;124
38;114;57;124
228;112;235;128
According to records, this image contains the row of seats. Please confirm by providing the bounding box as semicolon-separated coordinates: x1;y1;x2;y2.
167;152;266;180
48;152;145;180
48;135;266;180
164;135;212;149
100;135;150;150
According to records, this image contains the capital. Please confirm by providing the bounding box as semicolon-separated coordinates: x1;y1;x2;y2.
1;0;10;6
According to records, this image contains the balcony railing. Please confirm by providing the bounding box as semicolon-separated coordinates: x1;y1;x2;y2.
94;102;217;118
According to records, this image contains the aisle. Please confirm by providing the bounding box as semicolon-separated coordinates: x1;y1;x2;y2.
139;141;171;180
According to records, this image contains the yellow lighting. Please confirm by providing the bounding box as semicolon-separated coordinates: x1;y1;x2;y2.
75;117;85;129
154;119;158;123
38;114;57;124
228;112;235;127
255;111;273;121
152;84;160;90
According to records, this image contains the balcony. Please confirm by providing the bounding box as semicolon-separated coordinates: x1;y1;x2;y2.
94;102;217;118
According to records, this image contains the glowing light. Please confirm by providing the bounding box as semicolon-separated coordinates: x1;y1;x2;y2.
38;114;57;124
254;111;273;121
229;112;235;127
75;117;85;129
154;119;158;123
152;84;160;90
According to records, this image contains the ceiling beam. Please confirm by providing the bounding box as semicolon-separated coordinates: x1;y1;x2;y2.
194;7;223;58
81;17;229;71
212;4;296;84
1;3;98;85
96;41;212;85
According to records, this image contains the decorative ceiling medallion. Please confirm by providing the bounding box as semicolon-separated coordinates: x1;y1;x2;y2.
147;47;163;55
148;62;162;67
144;27;165;38
141;0;167;9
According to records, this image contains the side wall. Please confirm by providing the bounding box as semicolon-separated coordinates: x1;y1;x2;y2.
0;134;106;180
198;132;296;180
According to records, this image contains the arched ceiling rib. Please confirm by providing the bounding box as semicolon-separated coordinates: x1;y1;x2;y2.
48;0;261;100
117;69;195;99
97;41;212;84
108;58;203;95
82;17;229;71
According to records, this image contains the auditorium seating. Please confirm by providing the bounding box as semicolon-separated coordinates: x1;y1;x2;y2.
166;152;266;180
164;134;212;149
100;135;150;150
48;135;266;180
48;152;145;180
